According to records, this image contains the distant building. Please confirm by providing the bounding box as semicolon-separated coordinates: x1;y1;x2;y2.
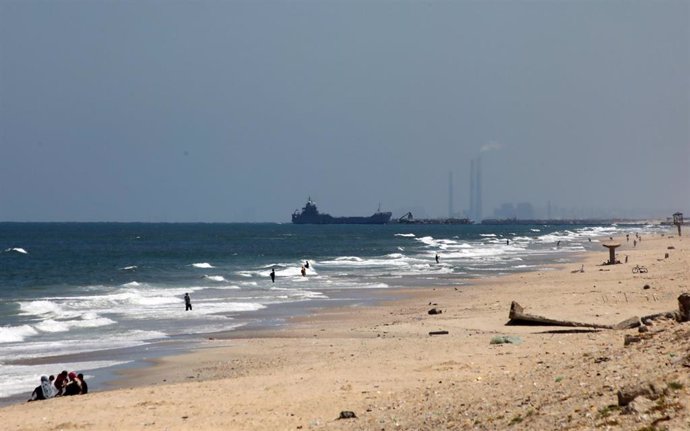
515;202;534;219
494;202;534;220
494;203;515;219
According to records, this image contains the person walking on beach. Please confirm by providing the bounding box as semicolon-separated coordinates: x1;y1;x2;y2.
270;268;275;283
435;253;439;264
184;292;192;311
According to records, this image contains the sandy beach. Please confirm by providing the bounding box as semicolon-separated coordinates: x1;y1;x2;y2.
2;229;688;430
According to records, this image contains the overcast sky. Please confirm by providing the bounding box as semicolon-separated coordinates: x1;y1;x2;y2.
1;0;687;222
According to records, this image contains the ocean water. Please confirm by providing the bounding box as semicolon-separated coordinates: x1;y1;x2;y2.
0;222;662;401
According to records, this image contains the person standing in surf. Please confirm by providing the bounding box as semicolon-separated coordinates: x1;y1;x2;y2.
270;268;275;283
184;292;192;311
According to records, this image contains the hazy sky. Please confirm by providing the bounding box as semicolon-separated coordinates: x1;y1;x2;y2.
1;0;688;222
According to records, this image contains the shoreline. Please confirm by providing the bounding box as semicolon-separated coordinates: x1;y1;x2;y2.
0;241;583;404
2;229;688;429
0;222;619;404
108;246;588;391
0;283;405;406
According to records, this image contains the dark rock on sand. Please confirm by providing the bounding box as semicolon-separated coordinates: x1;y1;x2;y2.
624;335;642;346
617;380;667;406
337;411;357;420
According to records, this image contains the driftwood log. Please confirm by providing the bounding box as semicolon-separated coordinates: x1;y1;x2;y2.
507;294;690;331
639;294;690;324
507;301;639;330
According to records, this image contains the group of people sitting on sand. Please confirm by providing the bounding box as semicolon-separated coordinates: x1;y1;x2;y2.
28;370;88;402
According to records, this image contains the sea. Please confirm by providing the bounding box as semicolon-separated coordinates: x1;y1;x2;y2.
0;221;665;404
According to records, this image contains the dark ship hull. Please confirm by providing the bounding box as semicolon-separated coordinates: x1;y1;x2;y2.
292;213;393;224
393;212;472;225
292;199;392;224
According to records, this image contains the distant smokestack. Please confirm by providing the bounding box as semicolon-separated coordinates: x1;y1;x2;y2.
469;160;475;220
475;156;482;221
448;171;454;219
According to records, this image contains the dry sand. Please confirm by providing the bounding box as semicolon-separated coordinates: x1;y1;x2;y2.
2;230;688;430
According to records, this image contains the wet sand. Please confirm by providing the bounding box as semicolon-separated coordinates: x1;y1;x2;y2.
2;230;688;430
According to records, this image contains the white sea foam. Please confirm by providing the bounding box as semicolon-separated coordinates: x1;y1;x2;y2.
511;236;533;242
385;253;405;259
22;313;116;336
480;233;497;237
120;265;137;271
46;316;114;331
269;287;328;299
101;291;267;319
192;262;214;269
204;275;227;282
258;266;318;277
179;322;247;336
191;301;265;314
33;319;70;333
416;236;437;247
436;246;508;260
0;325;39;343
130;295;180;306
18;300;63;317
21;284;211;325
0;330;169;363
334;256;364;262
360;283;389;289
121;281;141;287
319;257;409;268
395;233;416;237
4;247;28;254
316;281;389;290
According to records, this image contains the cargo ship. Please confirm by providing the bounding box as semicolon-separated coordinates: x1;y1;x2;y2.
292;198;392;224
394;212;472;225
